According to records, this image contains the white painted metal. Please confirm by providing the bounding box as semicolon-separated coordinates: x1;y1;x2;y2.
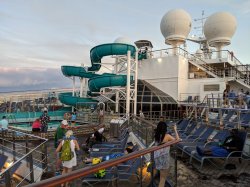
80;78;84;97
126;51;131;116
72;76;75;97
115;58;119;113
134;51;138;115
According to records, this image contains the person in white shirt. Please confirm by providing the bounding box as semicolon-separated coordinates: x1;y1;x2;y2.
139;110;145;119
0;116;8;130
98;109;104;125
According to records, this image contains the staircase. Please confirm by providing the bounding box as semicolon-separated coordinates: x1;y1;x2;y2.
189;59;219;78
189;58;250;89
95;90;117;103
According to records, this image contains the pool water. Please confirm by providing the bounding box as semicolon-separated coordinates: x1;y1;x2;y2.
10;121;79;132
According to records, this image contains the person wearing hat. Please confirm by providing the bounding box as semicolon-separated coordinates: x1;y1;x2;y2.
54;120;69;174
55;120;69;148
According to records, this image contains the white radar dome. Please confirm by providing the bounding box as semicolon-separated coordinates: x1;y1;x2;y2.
114;37;133;45
160;9;192;46
204;12;237;47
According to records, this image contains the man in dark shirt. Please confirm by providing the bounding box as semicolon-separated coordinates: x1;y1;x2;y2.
158;116;167;133
197;129;244;157
40;109;50;133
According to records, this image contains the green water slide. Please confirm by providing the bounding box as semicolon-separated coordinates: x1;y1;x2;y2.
58;92;97;106
59;43;138;106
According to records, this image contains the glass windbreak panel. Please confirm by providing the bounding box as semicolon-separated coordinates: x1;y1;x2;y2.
143;91;151;96
137;96;142;102
137;91;143;96
152;96;160;103
143;96;152;102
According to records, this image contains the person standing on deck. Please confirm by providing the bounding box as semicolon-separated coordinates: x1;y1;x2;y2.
40;107;50;138
238;89;245;108
98;108;104;125
157;116;167;134
56;130;80;187
223;89;229;107
0;116;8;130
139;110;145;119
70;110;77;127
54;120;69;175
0;116;9;135
32;118;41;135
154;123;180;187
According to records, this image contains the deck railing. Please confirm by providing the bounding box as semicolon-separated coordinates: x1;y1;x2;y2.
27;139;180;187
0;128;48;187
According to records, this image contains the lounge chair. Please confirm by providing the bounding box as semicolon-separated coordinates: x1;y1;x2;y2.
177;127;214;157
179;122;197;138
189;130;247;169
91;129;129;149
82;157;141;187
90;133;129;153
0;154;8;171
180;129;230;159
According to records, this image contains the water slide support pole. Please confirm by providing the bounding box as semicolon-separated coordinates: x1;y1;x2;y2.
84;79;88;97
80;78;84;97
72;77;75;97
115;58;119;113
126;51;131;116
134;51;138;115
80;63;84;97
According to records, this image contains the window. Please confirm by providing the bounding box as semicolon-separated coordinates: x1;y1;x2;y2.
204;84;220;91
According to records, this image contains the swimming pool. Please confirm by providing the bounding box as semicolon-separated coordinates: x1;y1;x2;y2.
10;121;79;132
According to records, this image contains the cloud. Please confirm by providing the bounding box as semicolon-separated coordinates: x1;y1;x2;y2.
0;67;73;92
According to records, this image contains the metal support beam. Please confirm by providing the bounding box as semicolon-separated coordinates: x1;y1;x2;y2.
126;51;131;116
134;51;138;115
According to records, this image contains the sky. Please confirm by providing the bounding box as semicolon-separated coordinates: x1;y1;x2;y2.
0;0;250;92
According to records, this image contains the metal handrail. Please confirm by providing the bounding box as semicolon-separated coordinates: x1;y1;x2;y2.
133;115;156;128
0;139;47;176
27;139;180;187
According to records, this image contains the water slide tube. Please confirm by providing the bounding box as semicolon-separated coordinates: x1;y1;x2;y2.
59;43;138;106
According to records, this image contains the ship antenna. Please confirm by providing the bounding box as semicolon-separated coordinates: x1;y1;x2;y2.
194;10;207;37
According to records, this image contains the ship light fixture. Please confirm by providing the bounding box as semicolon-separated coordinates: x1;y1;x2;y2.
157;58;162;63
6;159;14;168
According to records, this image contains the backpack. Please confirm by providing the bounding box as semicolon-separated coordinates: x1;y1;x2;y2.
60;139;74;161
92;158;106;178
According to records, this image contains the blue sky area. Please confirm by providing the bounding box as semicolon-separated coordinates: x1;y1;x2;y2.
0;0;250;92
